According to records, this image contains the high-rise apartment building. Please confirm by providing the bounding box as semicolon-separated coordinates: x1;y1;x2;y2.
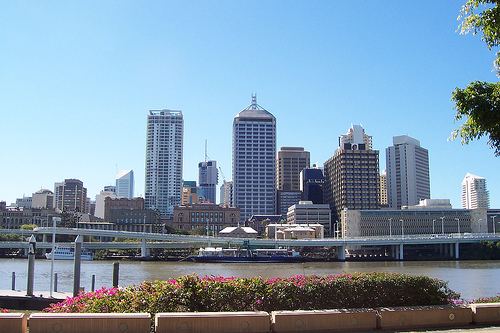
144;109;184;219
386;135;430;209
116;169;134;199
276;147;310;191
323;125;380;232
54;179;88;213
198;160;218;203
462;173;490;209
232;95;276;222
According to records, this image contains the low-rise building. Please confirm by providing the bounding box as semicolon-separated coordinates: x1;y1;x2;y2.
172;203;240;234
266;223;324;239
286;201;331;235
341;207;488;237
219;226;258;238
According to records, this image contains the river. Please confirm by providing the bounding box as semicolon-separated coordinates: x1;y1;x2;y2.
0;259;499;301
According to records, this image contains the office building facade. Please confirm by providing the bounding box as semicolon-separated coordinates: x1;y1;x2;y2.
54;179;88;213
220;180;234;207
232;95;276;221
462;173;490;209
276;147;310;191
323;125;380;229
181;181;199;205
386;135;430;209
144;110;183;219
116;169;134;199
300;167;324;204
198;160;218;203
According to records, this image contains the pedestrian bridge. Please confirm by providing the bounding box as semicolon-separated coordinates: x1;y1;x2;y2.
1;227;499;260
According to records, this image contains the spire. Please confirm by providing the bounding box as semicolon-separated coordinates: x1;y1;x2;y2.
242;93;266;111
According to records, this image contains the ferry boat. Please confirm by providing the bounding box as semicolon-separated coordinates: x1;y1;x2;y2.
45;246;94;261
188;247;304;263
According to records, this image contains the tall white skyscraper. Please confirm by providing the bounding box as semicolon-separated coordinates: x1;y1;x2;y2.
386;135;430;209
144;110;184;219
198;160;218;203
462;172;489;209
232;95;276;221
116;169;134;199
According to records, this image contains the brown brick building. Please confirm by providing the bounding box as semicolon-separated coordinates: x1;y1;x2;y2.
172;203;240;234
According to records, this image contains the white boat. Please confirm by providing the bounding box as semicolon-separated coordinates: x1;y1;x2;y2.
45;246;94;261
188;247;304;263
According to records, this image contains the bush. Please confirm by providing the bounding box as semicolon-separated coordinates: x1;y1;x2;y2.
43;272;459;316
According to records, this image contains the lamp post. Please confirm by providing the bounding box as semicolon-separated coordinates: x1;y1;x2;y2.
432;219;435;235
455;218;460;236
440;216;445;234
493;215;497;234
400;219;404;239
388;218;392;237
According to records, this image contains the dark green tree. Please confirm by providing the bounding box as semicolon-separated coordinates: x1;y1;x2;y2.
451;0;500;156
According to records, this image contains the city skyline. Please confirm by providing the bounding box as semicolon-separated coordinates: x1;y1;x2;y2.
1;1;499;209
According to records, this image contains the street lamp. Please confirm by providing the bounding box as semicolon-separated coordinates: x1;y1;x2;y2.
440;216;445;235
400;219;404;239
455;218;460;236
388;218;392;237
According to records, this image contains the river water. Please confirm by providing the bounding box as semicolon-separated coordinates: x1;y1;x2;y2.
0;259;499;301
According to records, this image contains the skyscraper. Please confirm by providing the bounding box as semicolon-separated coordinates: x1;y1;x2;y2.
232;95;276;221
144;109;184;219
276;147;310;191
54;179;88;213
386;135;430;209
116;169;134;199
462;173;490;209
276;147;310;216
323;124;380;233
198;160;218;203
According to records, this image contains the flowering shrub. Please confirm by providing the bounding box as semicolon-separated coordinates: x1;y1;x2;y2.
43;272;459;316
471;294;500;303
1;308;8;313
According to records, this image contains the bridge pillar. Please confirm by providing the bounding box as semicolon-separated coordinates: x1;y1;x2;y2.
455;242;460;259
399;243;404;260
337;245;346;261
141;238;150;258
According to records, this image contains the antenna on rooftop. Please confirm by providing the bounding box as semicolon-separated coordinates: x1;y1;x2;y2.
205;139;211;162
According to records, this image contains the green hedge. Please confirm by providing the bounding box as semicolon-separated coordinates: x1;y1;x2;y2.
43;272;459;315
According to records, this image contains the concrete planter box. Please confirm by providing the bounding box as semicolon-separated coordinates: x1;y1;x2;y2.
0;312;28;333
271;309;377;333
155;311;270;333
469;302;500;325
378;305;472;330
28;313;151;333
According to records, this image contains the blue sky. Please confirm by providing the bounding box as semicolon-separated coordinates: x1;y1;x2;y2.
1;1;499;209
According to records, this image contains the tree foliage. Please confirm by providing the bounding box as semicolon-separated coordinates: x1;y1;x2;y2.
451;0;500;156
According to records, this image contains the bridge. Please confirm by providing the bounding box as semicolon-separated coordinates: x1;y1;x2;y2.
1;228;499;260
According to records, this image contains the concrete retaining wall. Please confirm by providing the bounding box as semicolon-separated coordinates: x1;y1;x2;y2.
378;305;472;330
271;308;377;333
28;313;151;333
0;312;27;333
155;311;270;333
470;302;500;325
1;304;498;333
